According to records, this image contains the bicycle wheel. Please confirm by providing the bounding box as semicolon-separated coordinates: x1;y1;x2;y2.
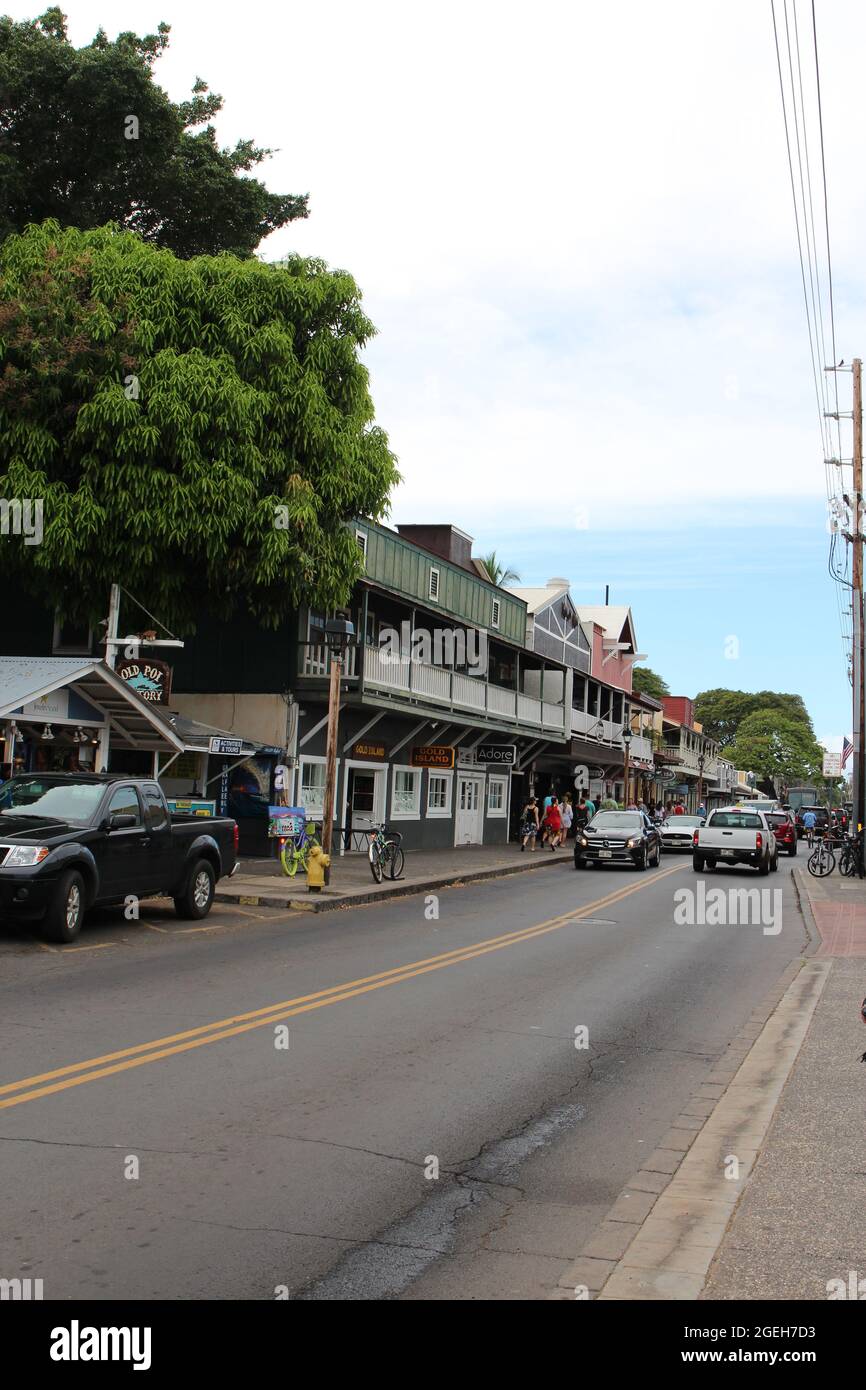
369;843;384;884
285;844;301;877
388;844;405;880
808;844;835;877
279;839;295;877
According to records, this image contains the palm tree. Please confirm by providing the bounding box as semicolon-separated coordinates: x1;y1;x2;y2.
480;551;521;586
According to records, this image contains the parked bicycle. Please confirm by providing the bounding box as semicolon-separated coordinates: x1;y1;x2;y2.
838;831;865;879
367;824;404;883
279;820;320;877
807;828;845;878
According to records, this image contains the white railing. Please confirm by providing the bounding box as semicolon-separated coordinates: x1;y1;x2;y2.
518;693;543;725
300;643;358;678
629;735;654;763
453;671;487;711
487;684;518;719
543;702;566;730
363;645;409;690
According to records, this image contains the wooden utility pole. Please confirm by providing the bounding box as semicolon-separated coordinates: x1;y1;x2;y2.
320;652;342;885
854;359;864;834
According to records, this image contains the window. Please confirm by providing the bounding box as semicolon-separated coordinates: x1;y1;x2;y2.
391;766;420;818
427;773;453;817
428;567;440;602
107;785;142;826
52;614;92;655
487;777;507;817
355;530;368;567
300;761;327;814
491;598;501;630
142;783;169;832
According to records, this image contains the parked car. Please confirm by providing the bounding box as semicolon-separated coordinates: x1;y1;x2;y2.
574;810;662;870
659;813;704;852
765;809;797;857
693;807;777;875
0;773;239;943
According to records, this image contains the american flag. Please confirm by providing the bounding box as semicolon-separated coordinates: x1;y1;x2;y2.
843;737;853;767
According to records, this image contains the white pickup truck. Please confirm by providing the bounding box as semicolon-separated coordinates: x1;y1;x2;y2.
692;807;778;875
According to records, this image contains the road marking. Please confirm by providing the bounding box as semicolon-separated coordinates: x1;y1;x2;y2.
0;864;685;1111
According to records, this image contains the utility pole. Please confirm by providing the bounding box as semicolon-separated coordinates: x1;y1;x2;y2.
320;651;341;886
853;359;864;835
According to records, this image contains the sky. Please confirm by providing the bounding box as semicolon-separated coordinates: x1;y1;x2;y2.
16;0;866;751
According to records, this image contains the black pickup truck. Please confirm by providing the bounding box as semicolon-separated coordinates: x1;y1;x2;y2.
0;773;238;943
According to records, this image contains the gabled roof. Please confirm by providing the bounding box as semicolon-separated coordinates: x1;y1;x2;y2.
575;605;637;653
506;581;569;615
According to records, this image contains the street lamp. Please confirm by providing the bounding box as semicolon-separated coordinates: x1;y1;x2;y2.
320;615;355;886
621;725;632;808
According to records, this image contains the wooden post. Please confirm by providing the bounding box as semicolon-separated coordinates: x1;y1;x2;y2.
321;652;342;885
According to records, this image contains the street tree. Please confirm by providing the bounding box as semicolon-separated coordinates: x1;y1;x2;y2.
480;552;520;586
726;711;824;795
694;688;813;749
0;221;399;630
0;8;307;258
630;666;670;702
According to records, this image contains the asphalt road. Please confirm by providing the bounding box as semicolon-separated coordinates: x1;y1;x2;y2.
0;851;808;1300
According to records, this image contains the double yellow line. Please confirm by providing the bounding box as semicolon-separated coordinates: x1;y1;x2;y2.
0;864;684;1112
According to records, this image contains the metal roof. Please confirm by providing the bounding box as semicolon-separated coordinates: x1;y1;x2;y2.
0;657;185;753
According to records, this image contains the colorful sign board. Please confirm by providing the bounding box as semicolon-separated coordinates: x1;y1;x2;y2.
166;798;216;818
117;658;172;704
411;744;455;769
268;805;305;839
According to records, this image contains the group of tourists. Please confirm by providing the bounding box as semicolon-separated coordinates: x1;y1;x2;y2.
519;788;705;850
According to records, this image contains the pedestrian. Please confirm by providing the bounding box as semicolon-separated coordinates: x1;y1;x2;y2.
673;800;685;816
542;796;563;849
697;800;707;820
560;793;573;842
573;797;589;833
520;796;540;851
584;794;596;821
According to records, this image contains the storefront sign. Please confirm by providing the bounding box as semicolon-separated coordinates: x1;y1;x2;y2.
411;744;455;769
268;805;305;838
476;744;516;765
22;690;69;720
353;741;386;760
117;658;172;704
209;737;245;756
166;798;216;817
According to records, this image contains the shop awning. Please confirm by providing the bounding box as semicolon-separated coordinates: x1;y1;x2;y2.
0;657;186;753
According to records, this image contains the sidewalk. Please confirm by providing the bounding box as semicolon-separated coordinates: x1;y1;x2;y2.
553;865;866;1301
218;841;570;910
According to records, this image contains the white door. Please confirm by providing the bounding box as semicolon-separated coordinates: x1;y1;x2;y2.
455;776;484;845
346;766;383;848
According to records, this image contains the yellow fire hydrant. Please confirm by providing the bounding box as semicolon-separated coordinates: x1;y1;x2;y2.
306;844;330;892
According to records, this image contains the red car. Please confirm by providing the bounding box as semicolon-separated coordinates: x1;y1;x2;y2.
766;810;798;857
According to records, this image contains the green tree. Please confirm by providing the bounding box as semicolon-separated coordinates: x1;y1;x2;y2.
693;688;814;749
630;666;670;702
726;711;824;795
0;9;307;258
480;552;520;586
0;221;399;629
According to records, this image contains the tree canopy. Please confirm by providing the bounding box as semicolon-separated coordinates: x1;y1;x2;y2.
631;666;670;703
480;551;520;586
725;710;825;794
0;9;307;258
0;221;399;630
693;688;813;749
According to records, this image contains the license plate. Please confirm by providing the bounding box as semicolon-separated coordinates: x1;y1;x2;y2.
598;850;613;859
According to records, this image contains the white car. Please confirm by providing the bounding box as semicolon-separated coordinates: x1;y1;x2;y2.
659;813;704;852
694;807;778;875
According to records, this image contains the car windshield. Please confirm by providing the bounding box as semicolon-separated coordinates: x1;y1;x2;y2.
589;813;642;829
666;815;702;827
710;812;763;829
0;777;104;825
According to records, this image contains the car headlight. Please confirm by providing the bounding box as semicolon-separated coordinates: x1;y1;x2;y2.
626;837;640;849
579;837;588;846
4;846;51;867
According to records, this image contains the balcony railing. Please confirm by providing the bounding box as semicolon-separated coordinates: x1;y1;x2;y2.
299;643;566;733
661;739;719;778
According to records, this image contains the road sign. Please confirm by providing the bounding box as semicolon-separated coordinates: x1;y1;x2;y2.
823;751;842;778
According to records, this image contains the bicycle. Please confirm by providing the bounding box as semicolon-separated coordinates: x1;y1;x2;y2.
807;829;843;878
366;824;404;883
279;821;320;877
838;832;865;878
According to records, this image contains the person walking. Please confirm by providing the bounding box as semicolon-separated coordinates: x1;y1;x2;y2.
520;796;540;851
584;794;596;821
560;793;573;843
542;796;563;849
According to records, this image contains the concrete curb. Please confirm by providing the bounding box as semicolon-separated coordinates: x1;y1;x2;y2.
215;850;569;912
550;949;832;1301
791;866;821;954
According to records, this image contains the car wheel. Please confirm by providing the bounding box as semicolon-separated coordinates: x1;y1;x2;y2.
758;856;770;876
41;869;86;944
574;856;587;870
789;841;797;856
174;858;216;919
693;853;704;872
770;853;779;872
704;858;716;871
652;842;661;867
638;847;648;871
